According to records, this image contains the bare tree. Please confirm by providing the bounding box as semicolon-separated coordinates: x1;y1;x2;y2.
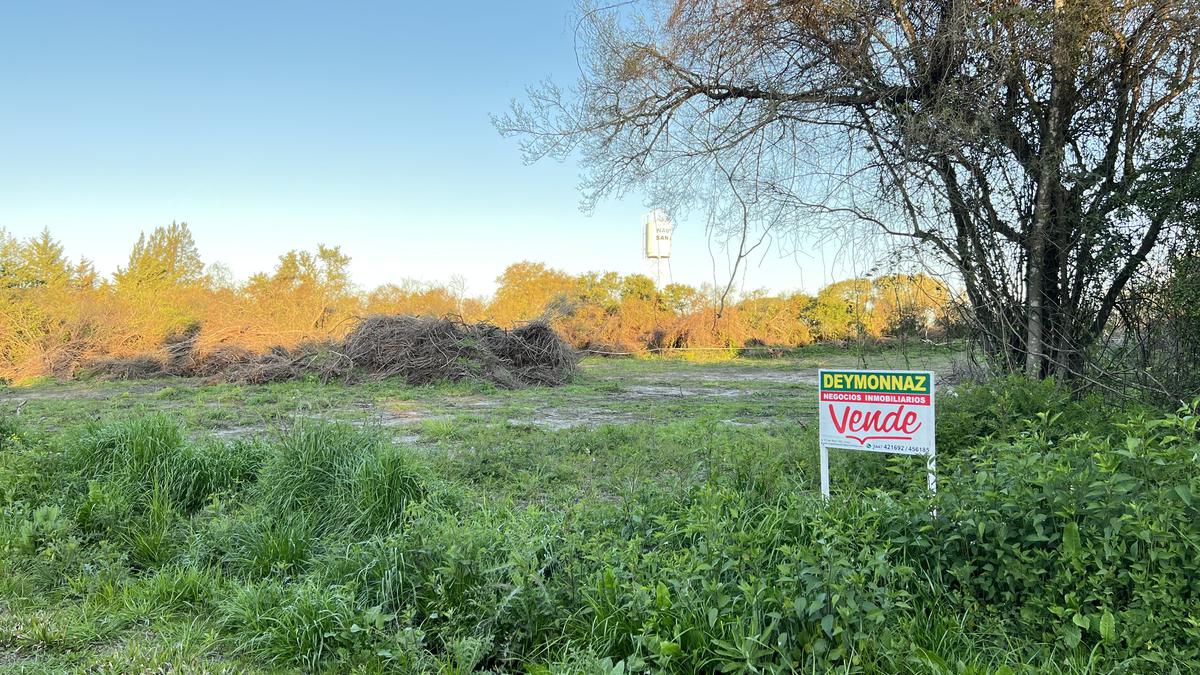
496;0;1200;378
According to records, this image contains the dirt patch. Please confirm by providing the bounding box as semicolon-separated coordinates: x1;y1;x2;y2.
514;408;641;430
706;369;820;385
210;424;269;439
616;368;820;387
0;381;178;403
623;384;748;398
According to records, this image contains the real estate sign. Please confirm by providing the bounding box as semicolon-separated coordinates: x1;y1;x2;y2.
817;369;936;496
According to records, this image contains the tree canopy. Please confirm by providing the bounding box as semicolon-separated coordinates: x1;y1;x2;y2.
497;0;1200;379
115;221;204;291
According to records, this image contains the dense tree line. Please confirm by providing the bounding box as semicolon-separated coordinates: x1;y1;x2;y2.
0;224;956;381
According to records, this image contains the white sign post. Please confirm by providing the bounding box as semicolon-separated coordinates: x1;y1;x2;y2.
817;369;936;497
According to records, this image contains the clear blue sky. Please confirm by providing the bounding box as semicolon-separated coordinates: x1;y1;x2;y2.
0;1;867;297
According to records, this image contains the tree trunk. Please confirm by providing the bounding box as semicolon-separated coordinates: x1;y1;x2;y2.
1025;0;1068;378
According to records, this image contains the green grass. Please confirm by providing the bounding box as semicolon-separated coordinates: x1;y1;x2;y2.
0;349;1197;673
0;344;962;437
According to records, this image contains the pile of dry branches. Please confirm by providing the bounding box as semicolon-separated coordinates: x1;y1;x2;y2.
84;316;578;388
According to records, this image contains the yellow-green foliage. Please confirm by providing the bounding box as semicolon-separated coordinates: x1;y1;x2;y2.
0;226;960;381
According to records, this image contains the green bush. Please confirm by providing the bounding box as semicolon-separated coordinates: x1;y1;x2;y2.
924;401;1200;657
256;422;376;516
256;422;434;537
224;510;317;578
560;487;919;671
342;443;429;535
14;504;72;556
122;563;222;616
936;375;1095;450
0;413;22;452
220;578;393;669
69;415;262;515
1;382;1197;672
332;502;563;664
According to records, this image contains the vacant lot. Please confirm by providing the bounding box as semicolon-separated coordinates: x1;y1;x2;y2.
1;346;960;440
1;345;1197;673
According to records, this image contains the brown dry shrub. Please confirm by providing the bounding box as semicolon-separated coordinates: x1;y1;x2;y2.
339;315;577;387
163;323;202;376
42;340;100;380
73;315;577;388
83;355;168;380
661;306;748;350
340;315;501;385
491;321;579;386
191;345;258;378
558;302;657;355
222;340;348;384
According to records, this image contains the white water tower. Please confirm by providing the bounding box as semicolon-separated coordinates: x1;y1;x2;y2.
642;209;674;287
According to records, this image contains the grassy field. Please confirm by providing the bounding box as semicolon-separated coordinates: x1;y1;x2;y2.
1;344;963;438
1;345;1197;673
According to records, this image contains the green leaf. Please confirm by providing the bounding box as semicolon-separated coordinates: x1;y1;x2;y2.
1063;623;1082;649
659;640;682;658
909;646;949;670
1175;485;1194;507
1072;612;1090;629
1099;610;1116;643
655;582;671;610
821;614;835;636
1062;522;1081;558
